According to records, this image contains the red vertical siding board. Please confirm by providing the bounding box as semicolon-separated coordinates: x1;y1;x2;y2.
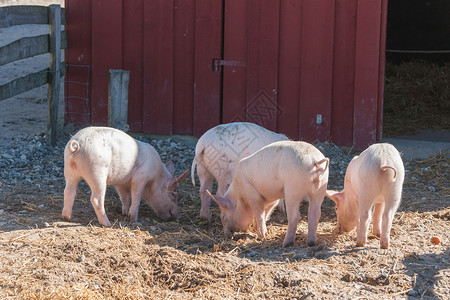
193;0;222;137
353;0;382;150
376;0;388;141
64;0;92;127
143;0;174;134
123;0;144;132
222;0;248;123
173;0;196;135
246;0;280;132
91;0;123;125
299;0;335;142
331;0;357;146
277;0;302;139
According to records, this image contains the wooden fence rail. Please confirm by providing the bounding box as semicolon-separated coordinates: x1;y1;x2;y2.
0;5;66;145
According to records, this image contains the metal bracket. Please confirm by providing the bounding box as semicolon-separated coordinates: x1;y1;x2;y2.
212;58;247;72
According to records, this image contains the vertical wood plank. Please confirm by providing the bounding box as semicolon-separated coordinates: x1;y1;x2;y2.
173;0;195;134
299;0;335;142
123;0;144;132
46;4;61;146
222;0;248;123
353;0;382;149
64;0;92;127
277;0;302;139
246;0;280;132
331;0;357;146
193;0;222;137
91;0;123;125
377;0;388;141
143;0;174;134
108;69;130;131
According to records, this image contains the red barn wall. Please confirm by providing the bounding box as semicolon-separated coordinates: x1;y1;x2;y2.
65;0;388;150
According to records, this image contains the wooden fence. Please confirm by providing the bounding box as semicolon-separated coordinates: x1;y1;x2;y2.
0;5;66;145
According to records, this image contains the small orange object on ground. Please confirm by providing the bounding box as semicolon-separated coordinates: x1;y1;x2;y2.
431;236;441;245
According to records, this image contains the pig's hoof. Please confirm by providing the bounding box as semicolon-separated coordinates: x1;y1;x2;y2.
380;242;389;249
307;240;316;247
199;212;210;221
283;240;294;248
356;241;365;248
61;214;71;221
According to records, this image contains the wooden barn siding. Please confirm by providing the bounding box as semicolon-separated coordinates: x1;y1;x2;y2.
64;0;92;127
65;0;387;149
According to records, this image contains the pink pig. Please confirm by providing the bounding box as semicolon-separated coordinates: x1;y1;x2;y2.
191;122;288;220
62;127;188;227
326;143;405;249
207;140;329;247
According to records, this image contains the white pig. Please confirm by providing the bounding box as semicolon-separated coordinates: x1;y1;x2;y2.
191;122;288;219
207;140;329;247
62;127;189;227
326;143;405;249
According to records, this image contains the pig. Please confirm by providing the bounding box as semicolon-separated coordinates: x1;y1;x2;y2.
62;127;189;227
326;143;405;249
191;122;289;220
206;140;329;247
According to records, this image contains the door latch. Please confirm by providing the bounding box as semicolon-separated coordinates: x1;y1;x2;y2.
212;58;246;72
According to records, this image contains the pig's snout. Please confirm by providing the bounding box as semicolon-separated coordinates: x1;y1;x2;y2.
168;205;179;220
159;205;179;221
223;224;240;238
224;227;233;238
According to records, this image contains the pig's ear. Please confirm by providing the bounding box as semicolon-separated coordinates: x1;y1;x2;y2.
206;190;233;210
167;169;189;190
165;160;175;176
326;190;345;204
175;169;189;183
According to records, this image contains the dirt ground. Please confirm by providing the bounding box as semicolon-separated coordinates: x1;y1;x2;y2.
0;1;449;299
0;136;448;300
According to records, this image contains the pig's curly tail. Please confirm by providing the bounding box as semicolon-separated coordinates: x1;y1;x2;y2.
381;166;397;181
67;140;80;157
312;157;330;190
314;158;329;172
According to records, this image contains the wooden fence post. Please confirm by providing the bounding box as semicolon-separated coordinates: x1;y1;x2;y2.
46;4;61;146
108;69;130;131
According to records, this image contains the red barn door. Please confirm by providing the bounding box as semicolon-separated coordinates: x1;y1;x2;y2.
65;0;388;150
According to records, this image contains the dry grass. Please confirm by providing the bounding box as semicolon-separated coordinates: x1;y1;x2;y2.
383;60;450;136
0;156;449;299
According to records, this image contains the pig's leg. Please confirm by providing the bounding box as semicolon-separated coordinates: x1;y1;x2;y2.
62;177;80;221
372;202;385;237
356;195;373;247
197;164;214;220
86;175;111;227
306;192;325;247
277;199;286;215
128;182;146;223
116;186;131;216
380;196;401;249
81;167;110;227
264;200;278;222
283;191;303;247
216;170;231;197
252;201;268;239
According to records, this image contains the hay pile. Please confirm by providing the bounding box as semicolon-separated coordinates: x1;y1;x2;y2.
383;60;450;136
